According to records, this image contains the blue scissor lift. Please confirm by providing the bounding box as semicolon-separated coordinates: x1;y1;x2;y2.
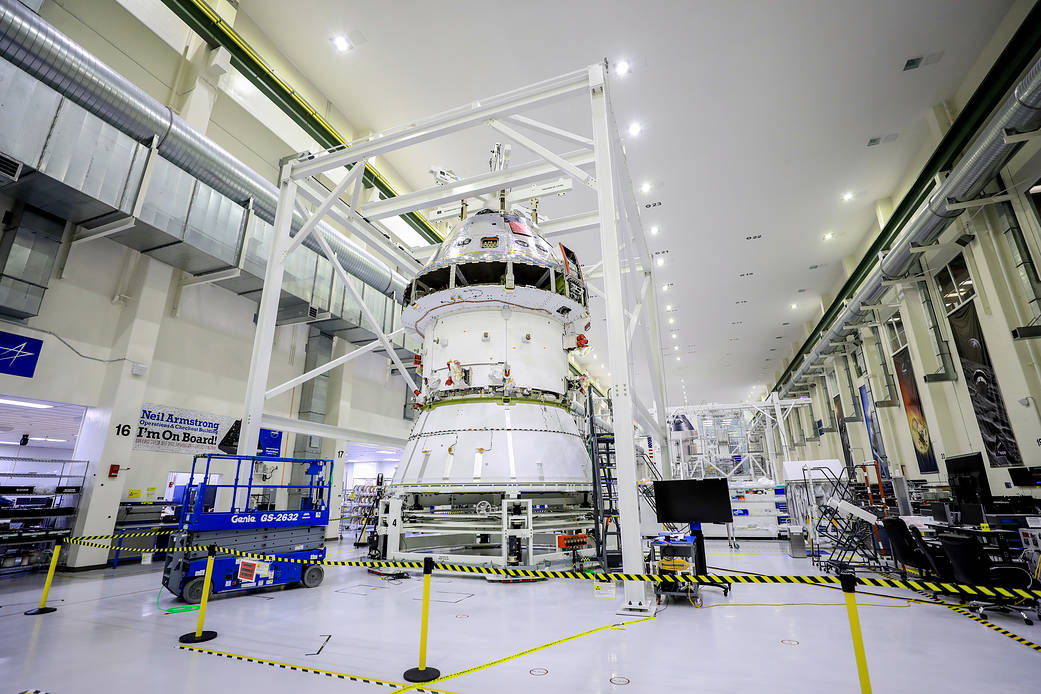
162;454;333;603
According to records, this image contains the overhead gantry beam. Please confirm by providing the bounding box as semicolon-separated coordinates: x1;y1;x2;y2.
290;68;590;180
357;151;595;221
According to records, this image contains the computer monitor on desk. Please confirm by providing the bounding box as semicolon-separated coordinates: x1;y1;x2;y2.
960;503;985;527
931;503;952;524
945;452;992;509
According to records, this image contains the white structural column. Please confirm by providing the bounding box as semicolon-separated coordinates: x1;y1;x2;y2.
239;167;297;455
763;413;779;480
589;62;654;615
770;392;792;462
69;256;173;567
320;337;354;541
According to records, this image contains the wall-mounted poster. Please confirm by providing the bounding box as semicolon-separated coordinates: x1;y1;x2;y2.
134;403;283;457
859;384;886;465
948;301;1022;467
892;347;938;474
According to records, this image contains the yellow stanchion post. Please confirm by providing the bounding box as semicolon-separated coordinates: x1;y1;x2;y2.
179;545;218;643
24;539;62;615
839;572;872;694
403;557;440;682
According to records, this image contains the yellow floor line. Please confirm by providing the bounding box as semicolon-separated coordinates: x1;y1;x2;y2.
387;615;656;694
177;644;464;694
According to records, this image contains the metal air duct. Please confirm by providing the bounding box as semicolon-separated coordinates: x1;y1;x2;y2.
0;0;406;298
782;53;1041;395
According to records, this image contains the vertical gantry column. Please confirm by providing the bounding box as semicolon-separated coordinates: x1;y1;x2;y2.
589;61;654;615
240;166;297;455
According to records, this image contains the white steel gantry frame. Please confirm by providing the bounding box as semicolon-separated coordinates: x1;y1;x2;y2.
239;62;669;615
668;395;812;482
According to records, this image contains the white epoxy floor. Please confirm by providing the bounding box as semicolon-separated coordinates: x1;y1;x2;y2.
2;540;1039;693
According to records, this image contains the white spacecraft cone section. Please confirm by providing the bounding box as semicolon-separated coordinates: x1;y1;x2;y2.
391;210;593;495
393;401;591;489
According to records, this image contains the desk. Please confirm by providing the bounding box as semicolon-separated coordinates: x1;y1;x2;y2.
926;522;1018;562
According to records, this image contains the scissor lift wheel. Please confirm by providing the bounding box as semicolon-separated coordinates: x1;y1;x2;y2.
181;577;209;604
301;564;324;588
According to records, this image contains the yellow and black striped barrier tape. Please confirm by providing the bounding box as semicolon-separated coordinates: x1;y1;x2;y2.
58;536;1041;600
65;538;207;553
909;587;1041;653
218;547;1041;599
74;530;176;541
178;644;461;693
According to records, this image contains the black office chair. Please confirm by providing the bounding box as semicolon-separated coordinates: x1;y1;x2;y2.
938;533;1037;625
908;526;954;583
881;517;931;577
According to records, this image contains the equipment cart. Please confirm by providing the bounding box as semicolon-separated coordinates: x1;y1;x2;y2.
650;529;731;607
162;454;332;603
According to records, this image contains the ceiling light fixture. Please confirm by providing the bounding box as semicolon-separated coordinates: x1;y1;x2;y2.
615;60;631;76
665;304;672;311
628;122;643;137
672;333;678;339
668;318;675;324
823;232;834;240
332;35;352;53
640;182;652;194
791;303;798;310
842;191;854;202
650;225;659;235
0;398;53;409
661;284;670;292
656;257;664;267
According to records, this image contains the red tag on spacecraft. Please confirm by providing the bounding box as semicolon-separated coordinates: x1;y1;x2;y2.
508;220;530;236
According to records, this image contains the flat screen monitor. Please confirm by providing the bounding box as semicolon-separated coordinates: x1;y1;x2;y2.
960;503;985;526
945;452;992;509
1008;467;1041;487
931;504;949;523
652;479;733;524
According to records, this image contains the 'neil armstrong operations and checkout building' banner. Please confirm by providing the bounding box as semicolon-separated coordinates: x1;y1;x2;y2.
133;403;282;456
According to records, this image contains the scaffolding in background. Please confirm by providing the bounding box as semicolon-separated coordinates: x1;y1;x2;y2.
668;396;811;482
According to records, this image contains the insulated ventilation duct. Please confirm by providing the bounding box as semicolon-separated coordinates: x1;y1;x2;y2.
782;54;1041;395
0;0;406;299
0;204;62;318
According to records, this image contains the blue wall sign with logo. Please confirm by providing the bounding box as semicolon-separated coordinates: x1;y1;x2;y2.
258;428;283;457
0;330;42;378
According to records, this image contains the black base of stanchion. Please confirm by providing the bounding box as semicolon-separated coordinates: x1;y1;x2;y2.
403;667;441;683
179;630;218;644
24;607;57;615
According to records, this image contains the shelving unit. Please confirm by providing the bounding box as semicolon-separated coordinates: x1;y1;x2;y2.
341;479;381;542
702;481;787;540
0;456;88;573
